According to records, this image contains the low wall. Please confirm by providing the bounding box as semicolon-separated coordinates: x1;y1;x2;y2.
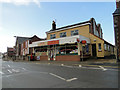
40;56;48;61
56;55;80;61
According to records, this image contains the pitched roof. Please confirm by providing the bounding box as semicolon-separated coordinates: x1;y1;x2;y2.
47;20;90;33
113;7;120;15
16;36;30;44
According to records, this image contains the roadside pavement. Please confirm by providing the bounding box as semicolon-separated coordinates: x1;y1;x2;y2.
7;58;120;69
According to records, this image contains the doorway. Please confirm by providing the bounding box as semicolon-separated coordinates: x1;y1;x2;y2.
48;45;56;61
92;44;97;57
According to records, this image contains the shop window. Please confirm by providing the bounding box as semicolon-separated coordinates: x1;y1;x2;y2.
71;30;79;36
104;44;107;50
50;34;56;39
56;44;78;55
98;43;102;51
60;32;66;37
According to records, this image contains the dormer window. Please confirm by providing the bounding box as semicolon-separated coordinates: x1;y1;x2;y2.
50;34;56;39
71;30;79;36
60;32;66;38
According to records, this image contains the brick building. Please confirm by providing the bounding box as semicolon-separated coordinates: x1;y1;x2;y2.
7;47;15;58
113;0;120;61
29;18;115;61
21;35;45;60
15;36;29;59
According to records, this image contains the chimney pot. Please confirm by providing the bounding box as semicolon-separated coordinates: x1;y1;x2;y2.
52;20;56;30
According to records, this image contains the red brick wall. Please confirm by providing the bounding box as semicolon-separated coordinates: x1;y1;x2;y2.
40;56;48;61
56;55;80;61
116;1;120;8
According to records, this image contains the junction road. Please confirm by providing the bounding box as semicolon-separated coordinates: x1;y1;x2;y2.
1;60;118;88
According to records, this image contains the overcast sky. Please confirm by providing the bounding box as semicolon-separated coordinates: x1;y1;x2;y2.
0;1;116;53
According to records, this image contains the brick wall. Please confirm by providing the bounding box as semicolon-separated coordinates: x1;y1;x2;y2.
56;55;80;61
40;56;48;61
116;1;120;8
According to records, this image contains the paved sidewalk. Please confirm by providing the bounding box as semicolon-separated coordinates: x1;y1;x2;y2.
12;58;119;67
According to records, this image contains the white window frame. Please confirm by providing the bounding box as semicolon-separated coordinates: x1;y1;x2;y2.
104;44;107;50
60;32;66;37
71;30;79;36
98;43;102;51
50;34;56;39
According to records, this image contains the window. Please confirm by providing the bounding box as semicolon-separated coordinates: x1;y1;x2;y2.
25;41;27;48
60;32;66;37
71;30;79;36
98;43;102;51
50;34;56;39
104;44;107;50
108;45;110;51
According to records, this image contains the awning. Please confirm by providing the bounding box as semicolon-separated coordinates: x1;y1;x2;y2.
29;35;90;48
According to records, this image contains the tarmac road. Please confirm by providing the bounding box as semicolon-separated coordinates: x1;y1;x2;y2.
1;59;118;88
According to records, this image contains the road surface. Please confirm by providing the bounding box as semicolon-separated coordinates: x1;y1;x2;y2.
1;59;118;88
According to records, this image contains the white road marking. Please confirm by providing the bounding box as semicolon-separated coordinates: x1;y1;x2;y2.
99;66;107;71
49;73;77;82
8;65;10;68
58;64;117;71
12;69;19;72
0;71;4;74
49;73;66;81
22;68;26;70
63;65;73;68
66;78;77;82
7;70;12;73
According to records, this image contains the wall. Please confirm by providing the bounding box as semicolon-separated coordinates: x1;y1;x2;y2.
47;25;90;40
104;43;115;57
89;33;104;57
56;55;80;61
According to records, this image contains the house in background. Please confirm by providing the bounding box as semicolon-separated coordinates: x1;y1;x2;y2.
113;0;120;61
15;36;30;60
7;47;16;59
20;35;45;60
29;18;115;61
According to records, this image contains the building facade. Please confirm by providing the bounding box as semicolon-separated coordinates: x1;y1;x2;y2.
15;36;29;59
7;47;15;58
29;18;115;61
21;35;45;60
113;0;120;61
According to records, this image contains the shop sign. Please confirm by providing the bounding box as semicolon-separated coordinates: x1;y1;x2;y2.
59;37;77;44
38;42;47;46
81;40;87;44
48;40;59;45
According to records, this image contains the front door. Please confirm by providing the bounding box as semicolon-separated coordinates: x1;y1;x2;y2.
50;50;54;61
92;44;96;57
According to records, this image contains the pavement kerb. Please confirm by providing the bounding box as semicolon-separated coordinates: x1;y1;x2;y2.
5;59;119;69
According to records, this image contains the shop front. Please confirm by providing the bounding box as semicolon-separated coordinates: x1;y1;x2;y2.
29;35;90;61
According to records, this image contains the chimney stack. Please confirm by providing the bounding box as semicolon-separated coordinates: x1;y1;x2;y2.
116;0;120;8
52;21;56;30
